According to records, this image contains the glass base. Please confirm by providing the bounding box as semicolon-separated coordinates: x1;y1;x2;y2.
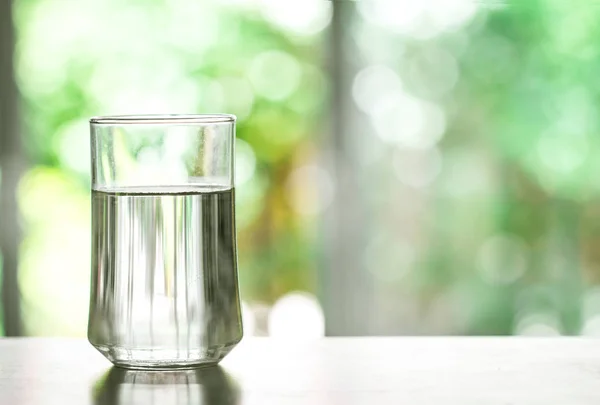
91;340;241;370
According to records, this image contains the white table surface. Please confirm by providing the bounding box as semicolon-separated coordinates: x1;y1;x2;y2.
0;337;599;404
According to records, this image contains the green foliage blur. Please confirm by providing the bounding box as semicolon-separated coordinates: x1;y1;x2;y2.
12;0;600;337
351;0;600;336
13;0;328;335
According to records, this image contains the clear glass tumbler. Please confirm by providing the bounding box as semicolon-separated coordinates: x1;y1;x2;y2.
88;114;243;369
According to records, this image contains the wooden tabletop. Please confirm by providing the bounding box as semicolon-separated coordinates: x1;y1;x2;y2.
0;337;599;404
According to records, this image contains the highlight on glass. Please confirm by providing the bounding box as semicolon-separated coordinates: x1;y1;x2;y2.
88;114;242;369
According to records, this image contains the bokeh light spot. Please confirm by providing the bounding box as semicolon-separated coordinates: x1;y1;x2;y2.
55;119;91;179
260;0;332;36
353;65;403;115
515;312;560;336
581;315;600;336
357;0;477;39
537;132;588;176
371;92;446;149
249;50;302;101
268;292;325;340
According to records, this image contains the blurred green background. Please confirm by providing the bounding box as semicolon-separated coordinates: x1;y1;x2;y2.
2;0;599;337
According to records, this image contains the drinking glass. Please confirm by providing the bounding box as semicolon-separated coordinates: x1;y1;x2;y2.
88;114;242;369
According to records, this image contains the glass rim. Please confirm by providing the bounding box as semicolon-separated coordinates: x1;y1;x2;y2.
89;114;236;125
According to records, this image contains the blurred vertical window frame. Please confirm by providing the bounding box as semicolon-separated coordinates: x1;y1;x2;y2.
0;0;24;336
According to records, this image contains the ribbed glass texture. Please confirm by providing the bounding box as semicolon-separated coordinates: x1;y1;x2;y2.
88;115;242;369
